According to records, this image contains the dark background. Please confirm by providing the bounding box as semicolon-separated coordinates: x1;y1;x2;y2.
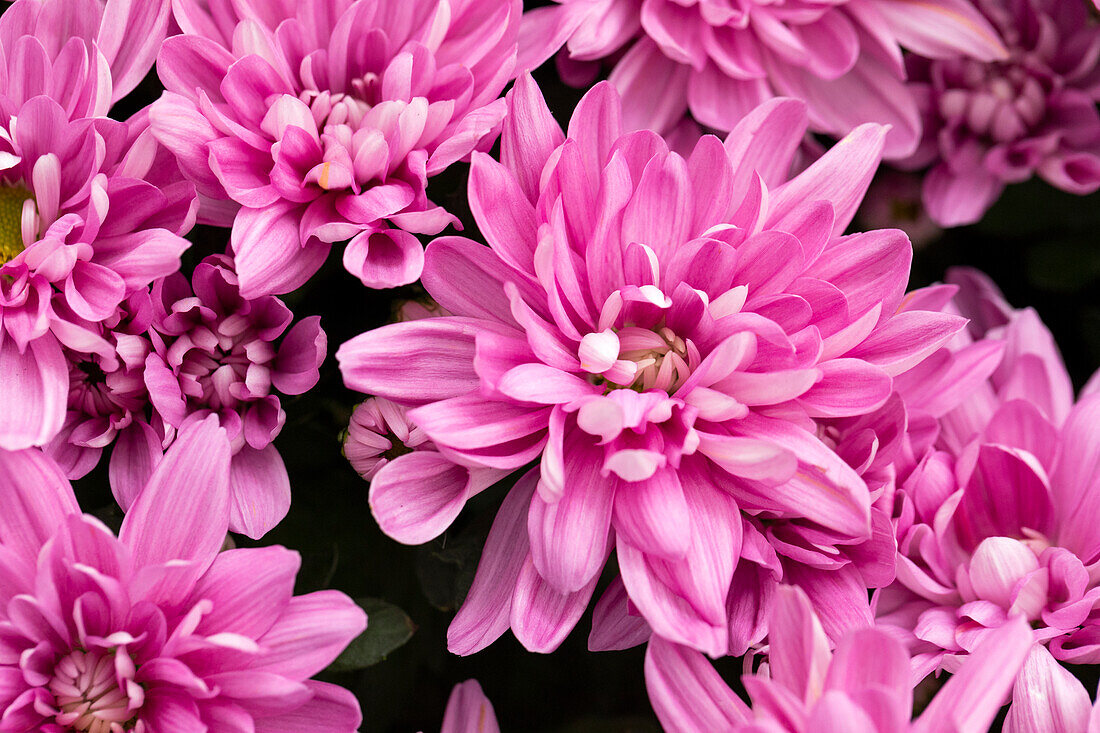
78;3;1100;730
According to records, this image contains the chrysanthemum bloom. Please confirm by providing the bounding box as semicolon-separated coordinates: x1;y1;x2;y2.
529;0;1006;158
440;680;499;733
877;268;1100;727
151;0;525;298
125;254;326;539
901;0;1100;226
339;75;966;657
646;585;1035;733
345;398;506;544
0;9;197;451
0;417;366;732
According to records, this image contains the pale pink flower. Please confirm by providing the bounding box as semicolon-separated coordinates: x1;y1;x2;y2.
0;417;366;732
646;585;1035;733
339;75;965;657
878;268;1100;729
529;0;1007;158
0;1;196;452
151;0;525;297
902;0;1100;226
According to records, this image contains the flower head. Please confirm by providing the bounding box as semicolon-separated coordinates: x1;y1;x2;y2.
903;0;1100;226
152;0;525;297
134;254;326;538
535;0;1006;158
878;268;1100;726
0;417;366;732
339;76;966;657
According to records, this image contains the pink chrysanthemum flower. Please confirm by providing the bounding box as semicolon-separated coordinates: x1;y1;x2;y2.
529;0;1007;158
877;268;1100;728
0;417;366;732
0;3;197;452
339;75;966;657
646;585;1035;733
121;254;327;539
902;0;1100;226
151;0;525;298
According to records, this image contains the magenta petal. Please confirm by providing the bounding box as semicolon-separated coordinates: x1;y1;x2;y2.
191;546;298;638
528;443;614;593
410;396;550;470
798;359;892;418
645;637;750;733
510;555;599;653
337;318;482;404
954;444;1054;551
252;681;362;733
440;680;500;733
502;73;565;203
1004;645;1092;733
119;415;231;570
250;593;368;679
913;617;1033;733
369;451;474;545
588;577;651;652
108;421;163;511
98;0;172;100
271;316;326;396
0;446;79;562
449;470;538;656
768;122;889;235
612;470;691;560
232;202;329;298
468;152;538;274
227;444;291;540
342;228;424;289
1053;395;1100;562
0;332;67;450
767;584;831;701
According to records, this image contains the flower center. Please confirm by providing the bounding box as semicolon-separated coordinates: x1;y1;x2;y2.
49;649;138;732
0;184;33;264
609;326;696;393
938;57;1046;144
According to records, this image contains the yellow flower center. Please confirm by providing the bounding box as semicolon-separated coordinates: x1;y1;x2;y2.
0;184;31;264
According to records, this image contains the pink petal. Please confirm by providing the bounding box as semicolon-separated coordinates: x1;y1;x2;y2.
108;421;163;511
528;442;615;592
448;470;537;655
119;415;231;571
913;617;1034;733
510;555;599;653
227;444;291;540
0;446;79;562
877;0;1007;62
502;73;565;203
342;228;424;289
337;318;481;404
252;681;362;733
644;636;750;733
232;202;330;298
440;680;500;733
250;593;368;679
0;332;67;450
369;451;475;545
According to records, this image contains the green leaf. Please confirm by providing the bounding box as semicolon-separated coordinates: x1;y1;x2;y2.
327;598;416;671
